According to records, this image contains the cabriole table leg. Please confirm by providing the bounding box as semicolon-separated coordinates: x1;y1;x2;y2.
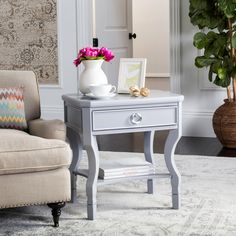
84;135;99;220
67;127;83;203
144;131;156;194
164;129;181;209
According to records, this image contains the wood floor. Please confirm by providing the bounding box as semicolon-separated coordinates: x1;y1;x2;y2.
97;131;236;157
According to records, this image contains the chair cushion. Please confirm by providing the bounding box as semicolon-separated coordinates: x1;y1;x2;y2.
28;119;66;141
0;129;72;175
0;87;27;130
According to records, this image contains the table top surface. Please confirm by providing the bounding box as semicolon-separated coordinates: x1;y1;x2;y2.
62;90;184;108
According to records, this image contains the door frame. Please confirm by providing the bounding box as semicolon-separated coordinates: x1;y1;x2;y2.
75;0;93;77
76;0;181;93
169;0;181;93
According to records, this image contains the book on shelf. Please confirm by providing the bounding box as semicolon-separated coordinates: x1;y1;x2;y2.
99;168;156;179
98;156;156;180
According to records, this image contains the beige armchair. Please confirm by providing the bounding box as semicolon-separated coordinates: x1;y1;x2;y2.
0;70;72;227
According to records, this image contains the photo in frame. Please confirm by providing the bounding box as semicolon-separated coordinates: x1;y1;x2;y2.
117;58;147;93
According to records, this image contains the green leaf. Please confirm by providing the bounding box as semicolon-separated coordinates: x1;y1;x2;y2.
217;67;227;80
206;31;217;41
222;56;234;71
212;33;228;57
218;19;227;32
189;0;227;30
189;0;228;32
202;32;228;58
195;56;218;68
204;44;215;57
218;0;236;18
193;32;207;49
214;75;231;87
190;0;208;10
212;61;222;73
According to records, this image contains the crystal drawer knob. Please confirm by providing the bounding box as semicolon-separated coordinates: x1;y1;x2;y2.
130;113;142;124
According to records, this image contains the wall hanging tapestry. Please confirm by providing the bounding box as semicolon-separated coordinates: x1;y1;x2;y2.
0;0;58;84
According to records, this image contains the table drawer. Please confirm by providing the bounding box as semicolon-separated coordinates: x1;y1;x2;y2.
92;106;177;131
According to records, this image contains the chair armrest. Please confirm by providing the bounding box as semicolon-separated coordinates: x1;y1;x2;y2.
28;119;66;141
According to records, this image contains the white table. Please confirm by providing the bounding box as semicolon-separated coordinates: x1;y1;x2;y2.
62;90;184;220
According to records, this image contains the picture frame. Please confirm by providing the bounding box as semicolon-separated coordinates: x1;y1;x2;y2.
117;58;147;93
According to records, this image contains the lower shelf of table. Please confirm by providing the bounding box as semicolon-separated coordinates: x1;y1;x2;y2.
73;169;171;186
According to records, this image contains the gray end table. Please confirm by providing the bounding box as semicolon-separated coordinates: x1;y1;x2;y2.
62;90;184;220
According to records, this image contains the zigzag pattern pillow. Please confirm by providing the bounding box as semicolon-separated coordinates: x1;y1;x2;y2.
0;87;27;130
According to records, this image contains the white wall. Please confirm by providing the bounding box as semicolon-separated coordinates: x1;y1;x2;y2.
39;0;78;120
132;0;170;79
180;0;226;137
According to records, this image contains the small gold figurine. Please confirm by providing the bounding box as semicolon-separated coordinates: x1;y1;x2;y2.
129;86;150;97
140;87;150;97
129;86;140;97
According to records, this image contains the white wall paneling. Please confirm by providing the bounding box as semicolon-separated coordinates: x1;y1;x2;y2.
75;0;94;91
40;0;78;120
146;73;170;78
183;110;215;137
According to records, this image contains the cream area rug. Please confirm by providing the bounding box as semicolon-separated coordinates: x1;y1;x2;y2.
0;151;236;236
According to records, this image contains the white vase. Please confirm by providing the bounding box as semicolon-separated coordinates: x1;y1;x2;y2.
79;60;108;94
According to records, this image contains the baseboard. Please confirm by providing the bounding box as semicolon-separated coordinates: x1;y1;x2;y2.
41;106;64;120
183;110;216;137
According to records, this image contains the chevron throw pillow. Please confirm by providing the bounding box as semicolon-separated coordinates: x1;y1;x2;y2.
0;87;27;130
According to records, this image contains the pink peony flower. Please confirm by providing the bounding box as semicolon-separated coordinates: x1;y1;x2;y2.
99;47;114;62
74;46;114;66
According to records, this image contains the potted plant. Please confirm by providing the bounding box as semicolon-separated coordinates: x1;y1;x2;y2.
189;0;236;148
74;47;114;94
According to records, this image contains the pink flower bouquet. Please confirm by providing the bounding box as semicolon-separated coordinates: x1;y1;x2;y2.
74;47;114;66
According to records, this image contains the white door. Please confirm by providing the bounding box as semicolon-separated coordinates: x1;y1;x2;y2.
95;0;133;86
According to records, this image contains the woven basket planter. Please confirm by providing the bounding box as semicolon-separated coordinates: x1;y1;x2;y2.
213;99;236;148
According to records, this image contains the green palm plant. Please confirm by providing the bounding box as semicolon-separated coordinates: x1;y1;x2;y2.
189;0;236;101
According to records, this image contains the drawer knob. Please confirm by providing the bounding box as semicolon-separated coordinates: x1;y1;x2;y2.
130;113;142;124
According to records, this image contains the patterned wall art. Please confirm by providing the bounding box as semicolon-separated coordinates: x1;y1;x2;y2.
0;0;58;84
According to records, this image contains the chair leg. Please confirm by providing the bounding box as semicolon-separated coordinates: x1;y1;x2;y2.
47;202;65;227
